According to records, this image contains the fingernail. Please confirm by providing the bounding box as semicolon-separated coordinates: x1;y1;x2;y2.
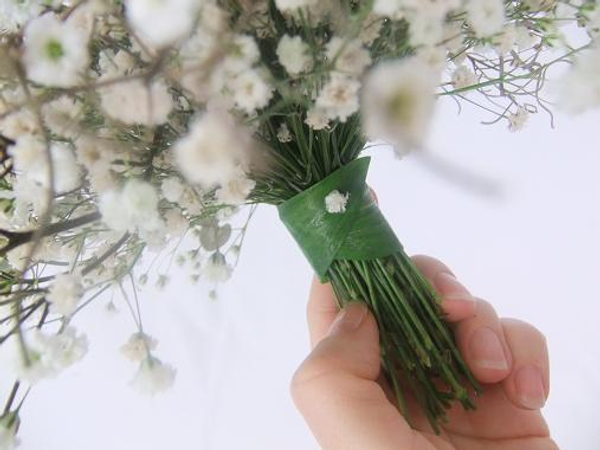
433;272;475;303
328;302;367;335
515;365;546;409
469;327;509;371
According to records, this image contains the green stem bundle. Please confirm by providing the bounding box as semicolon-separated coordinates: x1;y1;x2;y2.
328;252;481;432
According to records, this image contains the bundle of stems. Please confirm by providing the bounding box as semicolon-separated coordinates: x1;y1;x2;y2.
251;107;481;432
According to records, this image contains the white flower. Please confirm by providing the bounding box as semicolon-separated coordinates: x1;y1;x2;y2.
275;0;317;12
557;46;600;114
10;138;82;194
9;327;88;384
215;174;256;206
466;0;505;38
161;178;186;203
173;112;250;189
373;0;405;19
47;273;84;317
325;190;349;214
362;58;440;156
100;79;174;126
276;34;313;76
42;96;82;138
315;74;361;122
230;69;273;114
100;179;163;234
203;252;232;283
305;107;330;130
451;65;479;90
507;107;529;132
0;0;48;32
23;13;90;88
326;37;372;76
125;0;199;48
0;414;20;450
39;326;88;370
121;332;158;362
130;356;176;396
276;123;293;143
406;4;447;48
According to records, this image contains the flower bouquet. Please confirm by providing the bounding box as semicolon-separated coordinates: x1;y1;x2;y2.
0;0;599;446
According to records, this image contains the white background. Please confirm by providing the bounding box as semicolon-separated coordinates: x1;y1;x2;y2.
1;98;599;449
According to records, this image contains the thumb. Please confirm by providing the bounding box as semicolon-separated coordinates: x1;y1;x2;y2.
291;302;421;450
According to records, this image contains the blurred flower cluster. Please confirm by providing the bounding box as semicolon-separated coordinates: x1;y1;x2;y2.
0;0;598;447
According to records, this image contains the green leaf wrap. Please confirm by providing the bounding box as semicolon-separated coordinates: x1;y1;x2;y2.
278;157;403;281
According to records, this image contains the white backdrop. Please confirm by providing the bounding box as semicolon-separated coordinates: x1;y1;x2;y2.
2;98;599;450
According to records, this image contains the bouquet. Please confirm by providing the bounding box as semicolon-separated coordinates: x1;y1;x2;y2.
0;0;599;446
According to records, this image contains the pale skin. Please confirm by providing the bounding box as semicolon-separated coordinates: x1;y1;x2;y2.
291;255;558;450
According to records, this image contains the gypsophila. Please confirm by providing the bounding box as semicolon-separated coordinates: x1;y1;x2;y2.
130;356;176;396
325;190;349;214
23;13;90;88
121;332;158;362
47;273;84;317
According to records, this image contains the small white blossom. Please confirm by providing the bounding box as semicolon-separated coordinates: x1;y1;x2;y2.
558;46;600;114
173;112;250;189
0;0;46;32
121;332;158;362
215;174;256;206
161;178;186;203
326;37;371;76
451;65;479;90
203;252;232;283
362;58;440;156
466;0;505;38
23;13;90;88
100;79;174;126
277;123;293;143
100;179;163;235
508;107;529;132
315;74;361;122
130;356;176;396
276;35;313;76
230;69;273;114
325;190;349;214
47;273;84;317
125;0;199;48
40;326;88;370
305;107;330;130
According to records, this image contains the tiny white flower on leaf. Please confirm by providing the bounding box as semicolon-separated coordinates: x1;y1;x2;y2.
130;356;176;396
121;332;158;362
23;13;90;88
325;190;349;214
47;273;84;317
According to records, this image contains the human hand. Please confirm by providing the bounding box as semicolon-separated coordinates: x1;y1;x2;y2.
291;255;558;450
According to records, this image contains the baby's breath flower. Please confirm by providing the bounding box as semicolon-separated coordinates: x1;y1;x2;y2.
325;190;349;214
452;65;479;90
125;0;199;48
121;332;158;362
203;252;232;283
508;107;529;132
277;123;293;143
47;273;84;317
23;13;90;87
276;34;313;76
130;356;176;396
362;57;440;156
466;0;505;38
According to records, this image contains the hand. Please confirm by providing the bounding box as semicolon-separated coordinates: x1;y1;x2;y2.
291;255;558;450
